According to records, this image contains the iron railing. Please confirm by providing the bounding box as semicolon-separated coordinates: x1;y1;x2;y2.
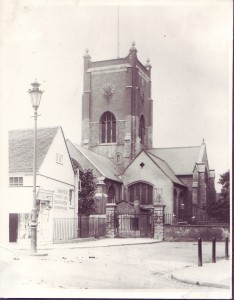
164;213;229;226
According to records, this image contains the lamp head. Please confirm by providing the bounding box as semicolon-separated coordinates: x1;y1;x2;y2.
28;80;44;108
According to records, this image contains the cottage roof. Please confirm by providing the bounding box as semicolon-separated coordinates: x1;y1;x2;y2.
66;140;122;183
147;146;201;175
9;127;59;173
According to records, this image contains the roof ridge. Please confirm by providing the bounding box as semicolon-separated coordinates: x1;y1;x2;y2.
9;126;60;132
148;145;200;150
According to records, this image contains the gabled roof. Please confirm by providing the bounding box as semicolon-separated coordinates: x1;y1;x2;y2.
145;152;186;187
66;140;122;183
147;146;201;175
9;127;59;173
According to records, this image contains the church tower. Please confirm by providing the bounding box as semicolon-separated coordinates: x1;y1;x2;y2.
82;42;153;168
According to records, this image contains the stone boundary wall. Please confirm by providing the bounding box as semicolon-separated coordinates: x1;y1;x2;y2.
164;225;230;241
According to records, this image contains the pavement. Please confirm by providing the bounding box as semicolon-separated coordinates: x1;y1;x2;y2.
172;258;231;290
1;238;232;291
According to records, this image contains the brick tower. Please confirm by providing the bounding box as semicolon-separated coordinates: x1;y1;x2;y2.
82;42;153;168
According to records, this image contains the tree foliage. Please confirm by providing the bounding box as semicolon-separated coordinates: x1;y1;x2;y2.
78;169;96;215
205;171;230;222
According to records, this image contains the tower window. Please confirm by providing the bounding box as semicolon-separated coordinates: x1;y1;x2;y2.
100;111;116;143
139;115;145;144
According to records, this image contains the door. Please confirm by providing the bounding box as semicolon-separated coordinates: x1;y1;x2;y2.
9;213;18;242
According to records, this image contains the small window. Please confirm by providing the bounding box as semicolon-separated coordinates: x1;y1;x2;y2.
116;153;122;164
139;115;145;144
56;153;63;164
9;177;23;187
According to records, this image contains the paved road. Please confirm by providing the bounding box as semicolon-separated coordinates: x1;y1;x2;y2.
0;242;231;298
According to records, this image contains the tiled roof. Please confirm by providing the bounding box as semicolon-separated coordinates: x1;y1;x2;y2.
9;127;59;173
66;140;122;183
146;152;186;186
147;146;201;175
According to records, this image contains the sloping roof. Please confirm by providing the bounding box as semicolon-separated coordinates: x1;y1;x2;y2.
9;127;59;173
66;140;122;183
147;146;201;175
146;152;186;186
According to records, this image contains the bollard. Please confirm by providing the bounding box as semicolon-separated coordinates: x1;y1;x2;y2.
212;237;216;263
225;237;229;259
198;237;202;267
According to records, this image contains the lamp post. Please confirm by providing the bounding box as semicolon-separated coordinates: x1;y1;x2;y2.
28;80;43;254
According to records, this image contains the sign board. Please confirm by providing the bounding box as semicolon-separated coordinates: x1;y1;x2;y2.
53;188;68;211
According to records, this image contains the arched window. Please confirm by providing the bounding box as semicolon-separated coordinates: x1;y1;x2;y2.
108;184;116;203
128;182;153;205
116;153;122;164
139;115;145;144
100;111;116;143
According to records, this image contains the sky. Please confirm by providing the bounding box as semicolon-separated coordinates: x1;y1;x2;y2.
0;0;232;191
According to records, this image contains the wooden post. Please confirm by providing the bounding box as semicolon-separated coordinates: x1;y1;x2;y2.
225;237;229;259
198;237;202;266
212;237;216;263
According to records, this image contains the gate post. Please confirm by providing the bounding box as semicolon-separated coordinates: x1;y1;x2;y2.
95;177;108;214
153;203;165;240
105;203;117;238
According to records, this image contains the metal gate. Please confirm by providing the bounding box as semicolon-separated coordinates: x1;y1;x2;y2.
115;212;153;238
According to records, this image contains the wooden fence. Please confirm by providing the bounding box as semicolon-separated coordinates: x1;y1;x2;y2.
53;218;78;242
53;215;106;242
78;215;106;238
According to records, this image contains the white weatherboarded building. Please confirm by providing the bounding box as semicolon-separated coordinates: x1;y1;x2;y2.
8;126;78;243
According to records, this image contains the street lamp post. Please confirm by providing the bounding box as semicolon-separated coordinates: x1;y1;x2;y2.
28;80;43;254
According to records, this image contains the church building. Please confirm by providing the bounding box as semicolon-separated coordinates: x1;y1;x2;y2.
67;42;216;223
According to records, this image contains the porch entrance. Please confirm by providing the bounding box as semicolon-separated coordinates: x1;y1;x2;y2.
115;212;153;238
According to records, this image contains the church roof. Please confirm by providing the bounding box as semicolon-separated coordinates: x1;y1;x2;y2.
147;146;201;175
66;141;122;183
145;152;186;186
9;127;59;173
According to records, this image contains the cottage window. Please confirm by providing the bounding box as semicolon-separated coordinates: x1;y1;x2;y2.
100;111;116;143
9;177;23;187
56;153;63;164
128;182;153;205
